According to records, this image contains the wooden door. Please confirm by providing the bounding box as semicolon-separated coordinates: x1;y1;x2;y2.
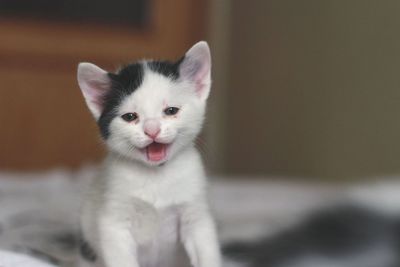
0;0;207;170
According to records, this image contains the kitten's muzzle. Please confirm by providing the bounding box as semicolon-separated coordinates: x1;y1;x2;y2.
144;119;161;139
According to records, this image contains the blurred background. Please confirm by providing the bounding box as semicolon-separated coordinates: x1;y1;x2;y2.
2;1;400;267
2;0;400;180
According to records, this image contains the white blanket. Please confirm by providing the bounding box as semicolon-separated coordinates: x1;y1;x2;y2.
0;166;397;266
0;250;56;267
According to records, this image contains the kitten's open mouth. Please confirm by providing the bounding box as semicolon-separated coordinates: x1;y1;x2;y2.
145;142;168;162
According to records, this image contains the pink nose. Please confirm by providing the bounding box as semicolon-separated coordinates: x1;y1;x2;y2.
144;119;161;139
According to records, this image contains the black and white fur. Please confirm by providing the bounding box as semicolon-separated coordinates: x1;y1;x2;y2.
76;41;221;267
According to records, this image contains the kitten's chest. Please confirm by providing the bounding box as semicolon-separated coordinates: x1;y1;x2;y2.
105;149;205;208
154;206;181;242
132;180;191;207
137;206;188;267
119;172;202;209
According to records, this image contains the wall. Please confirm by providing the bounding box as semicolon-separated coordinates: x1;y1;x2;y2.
225;0;400;179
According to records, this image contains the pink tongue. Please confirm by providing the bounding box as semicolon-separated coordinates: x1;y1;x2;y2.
146;143;167;162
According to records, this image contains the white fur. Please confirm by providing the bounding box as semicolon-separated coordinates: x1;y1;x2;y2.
106;69;206;166
77;42;221;267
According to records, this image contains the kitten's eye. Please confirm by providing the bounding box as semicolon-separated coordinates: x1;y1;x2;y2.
121;112;138;122
164;107;180;116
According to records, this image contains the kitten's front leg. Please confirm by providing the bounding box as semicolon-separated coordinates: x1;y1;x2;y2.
97;214;140;267
180;202;221;267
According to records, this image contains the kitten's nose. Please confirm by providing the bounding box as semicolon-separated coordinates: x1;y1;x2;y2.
144;119;161;139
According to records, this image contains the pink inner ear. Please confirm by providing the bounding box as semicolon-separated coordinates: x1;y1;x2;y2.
84;79;109;110
191;63;207;91
180;58;210;97
78;62;112;118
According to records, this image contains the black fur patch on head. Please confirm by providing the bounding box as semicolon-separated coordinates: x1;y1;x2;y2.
97;58;185;139
147;58;184;80
98;63;144;138
79;239;97;262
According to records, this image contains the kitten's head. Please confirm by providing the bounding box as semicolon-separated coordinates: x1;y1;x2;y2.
77;41;211;166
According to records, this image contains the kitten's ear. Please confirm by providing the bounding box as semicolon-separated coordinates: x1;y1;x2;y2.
77;62;112;120
179;41;211;101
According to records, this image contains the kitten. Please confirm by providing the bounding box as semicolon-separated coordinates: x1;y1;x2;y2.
76;41;221;267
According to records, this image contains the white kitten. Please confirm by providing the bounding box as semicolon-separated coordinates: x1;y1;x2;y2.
76;41;221;267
